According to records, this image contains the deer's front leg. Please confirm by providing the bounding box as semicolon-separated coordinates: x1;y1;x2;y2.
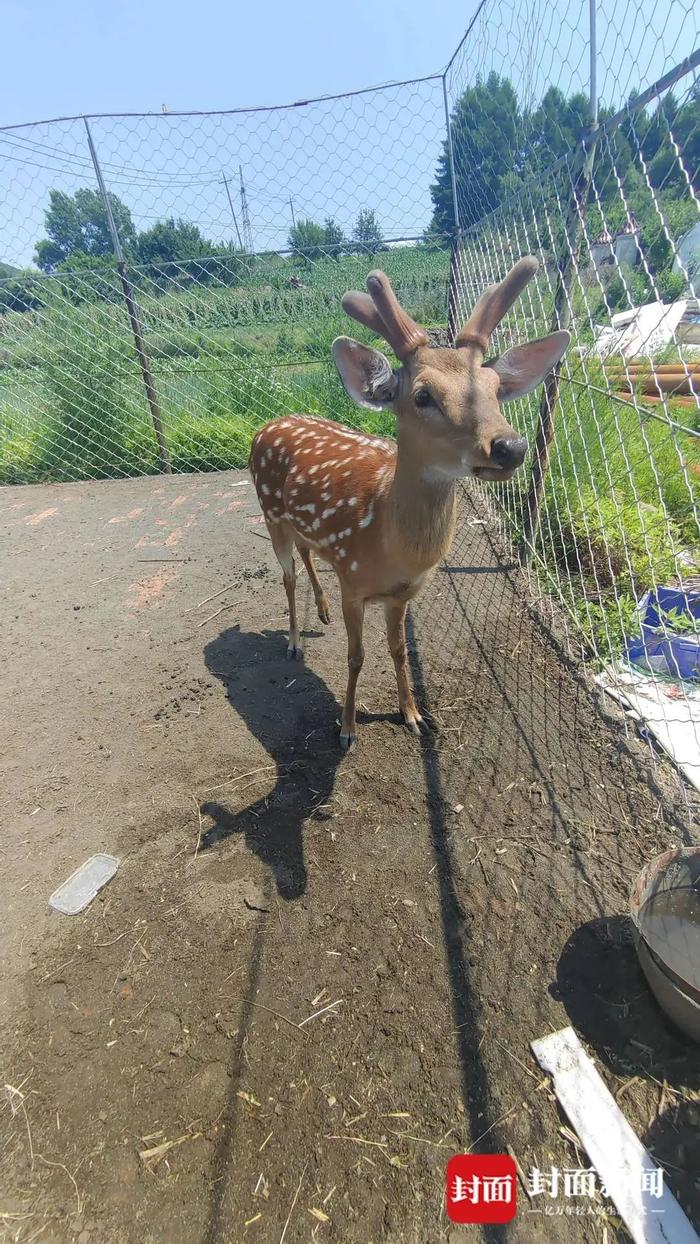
385;600;423;735
340;593;365;752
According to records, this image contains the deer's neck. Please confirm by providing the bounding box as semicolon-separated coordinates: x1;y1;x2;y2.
387;441;456;566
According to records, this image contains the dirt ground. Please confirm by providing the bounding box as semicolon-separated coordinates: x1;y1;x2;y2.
1;470;699;1244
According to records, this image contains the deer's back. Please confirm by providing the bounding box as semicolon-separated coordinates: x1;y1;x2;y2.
249;414;397;576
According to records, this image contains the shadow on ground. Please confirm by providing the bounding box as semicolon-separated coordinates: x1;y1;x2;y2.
201;625;345;899
554;915;699;1087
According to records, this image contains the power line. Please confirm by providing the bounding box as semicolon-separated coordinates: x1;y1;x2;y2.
0;130;224;186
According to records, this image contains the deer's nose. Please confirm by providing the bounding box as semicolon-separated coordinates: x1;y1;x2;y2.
490;436;528;469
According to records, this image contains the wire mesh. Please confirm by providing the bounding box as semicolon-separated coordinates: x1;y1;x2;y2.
0;81;448;482
0;1;699;784
443;0;700;786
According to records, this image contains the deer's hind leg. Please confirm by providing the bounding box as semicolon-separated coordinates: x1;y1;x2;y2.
297;542;331;625
267;519;302;660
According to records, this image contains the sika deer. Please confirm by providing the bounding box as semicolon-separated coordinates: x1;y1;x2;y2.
250;258;569;750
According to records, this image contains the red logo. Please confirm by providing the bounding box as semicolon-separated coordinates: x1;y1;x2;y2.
446;1154;517;1224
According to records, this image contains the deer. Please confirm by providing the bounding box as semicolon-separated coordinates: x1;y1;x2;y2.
249;257;569;751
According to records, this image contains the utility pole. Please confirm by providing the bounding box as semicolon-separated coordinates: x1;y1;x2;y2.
239;164;253;253
222;172;244;250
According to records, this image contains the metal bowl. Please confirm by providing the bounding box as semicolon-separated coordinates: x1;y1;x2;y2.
630;847;700;1044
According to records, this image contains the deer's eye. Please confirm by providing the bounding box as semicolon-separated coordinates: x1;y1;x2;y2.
414;388;434;408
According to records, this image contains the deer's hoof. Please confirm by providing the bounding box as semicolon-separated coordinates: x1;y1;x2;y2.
286;644;303;662
318;604;331;625
339;731;357;753
402;709;426;736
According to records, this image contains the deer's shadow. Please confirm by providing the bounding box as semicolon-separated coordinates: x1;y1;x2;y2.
201;626;352;900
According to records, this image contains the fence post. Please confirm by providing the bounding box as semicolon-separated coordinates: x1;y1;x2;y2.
519;0;598;563
83;118;171;474
442;72;462;345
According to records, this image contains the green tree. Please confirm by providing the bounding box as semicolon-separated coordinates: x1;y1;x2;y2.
137;217;216;265
136;218;247;288
523;86;591;175
35;188;137;271
288;218;329;262
323;216;345;259
352;209;385;258
429;73;521;238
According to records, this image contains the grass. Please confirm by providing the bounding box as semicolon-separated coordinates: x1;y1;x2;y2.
0;246;441;482
501;379;700;656
1;244;699;666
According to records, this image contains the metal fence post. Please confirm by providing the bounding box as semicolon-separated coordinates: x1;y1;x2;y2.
519;0;599;562
83;118;171;474
442;72;462;345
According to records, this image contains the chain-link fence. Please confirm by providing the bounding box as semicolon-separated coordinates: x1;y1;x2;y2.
443;0;700;790
0;79;449;482
1;0;699;779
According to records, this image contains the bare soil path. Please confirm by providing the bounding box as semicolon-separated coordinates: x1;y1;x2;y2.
1;472;698;1244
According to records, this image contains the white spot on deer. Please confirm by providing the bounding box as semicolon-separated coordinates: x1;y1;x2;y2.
312;518;321;531
321;507;336;519
343;470;352;478
328;532;337;543
290;488;298;497
261;484;270;495
274;437;282;446
275;489;282;498
359;501;374;529
296;474;306;485
337;547;346;558
308;464;320;475
350;561;358;571
340;528;352;538
300;503;316;514
321;491;331;501
347;497;357;506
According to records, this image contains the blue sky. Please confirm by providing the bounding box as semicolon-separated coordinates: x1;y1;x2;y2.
0;0;692;267
2;0;466;124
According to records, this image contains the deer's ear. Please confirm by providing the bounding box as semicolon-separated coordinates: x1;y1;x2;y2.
489;330;570;400
332;337;398;410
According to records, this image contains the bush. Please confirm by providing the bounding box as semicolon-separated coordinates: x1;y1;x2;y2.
598;264;651;313
40;304;153;479
564;489;683;590
656;268;688;303
0;270;47;314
